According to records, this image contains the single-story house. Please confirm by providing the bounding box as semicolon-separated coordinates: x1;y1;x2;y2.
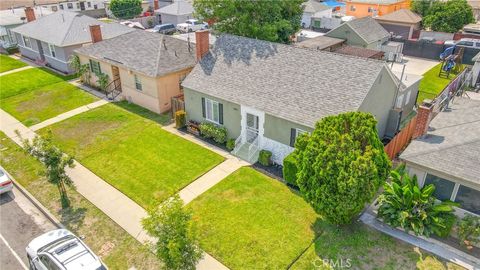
302;0;332;28
182;34;418;164
401;98;480;216
0;7;53;49
75;29;198;113
11;10;133;73
472;52;480;86
325;16;390;50
375;9;422;39
155;0;193;26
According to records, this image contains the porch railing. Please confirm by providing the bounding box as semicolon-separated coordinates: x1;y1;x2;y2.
232;130;245;154
247;135;260;161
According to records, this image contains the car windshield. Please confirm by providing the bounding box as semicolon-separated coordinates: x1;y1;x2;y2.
153;25;162;30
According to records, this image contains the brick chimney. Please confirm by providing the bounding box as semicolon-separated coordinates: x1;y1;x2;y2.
195;30;209;61
412;101;434;139
24;7;36;22
153;0;159;10
89;24;103;43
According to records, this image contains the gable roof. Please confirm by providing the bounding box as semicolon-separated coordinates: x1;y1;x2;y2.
400;98;480;187
327;16;390;44
157;1;193;15
12;11;133;47
295;35;345;50
302;0;331;13
375;9;422;24
333;45;384;59
182;34;389;128
75;30;196;77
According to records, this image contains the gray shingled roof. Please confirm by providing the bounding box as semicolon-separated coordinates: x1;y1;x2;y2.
157;1;193;15
303;0;331;13
182;34;388;128
400;98;480;186
75;30;196;77
12;11;133;47
329;16;390;44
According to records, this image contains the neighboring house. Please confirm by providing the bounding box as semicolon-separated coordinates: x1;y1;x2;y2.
472;52;480;86
467;0;480;22
182;34;416;164
333;45;384;59
325;16;390;49
155;0;193;26
0;7;52;49
375;9;421;39
345;0;411;18
40;0;106;12
11;10;133;73
105;0;150;18
401;98;480;216
301;0;332;28
295;35;345;51
75;29;197;113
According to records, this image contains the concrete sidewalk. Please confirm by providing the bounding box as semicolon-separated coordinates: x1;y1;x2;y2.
360;212;480;270
0;109;231;269
30;99;108;131
0;66;34;76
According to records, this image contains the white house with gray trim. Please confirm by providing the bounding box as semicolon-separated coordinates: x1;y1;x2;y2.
11;10;132;73
182;34;418;164
401;98;480;216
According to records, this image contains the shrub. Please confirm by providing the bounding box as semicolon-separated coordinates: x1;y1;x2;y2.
175;110;186;128
199;122;227;144
226;138;235;151
436;214;457;238
458;214;480;249
258;150;272;166
377;165;458;237
283;152;298;186
5;46;19;54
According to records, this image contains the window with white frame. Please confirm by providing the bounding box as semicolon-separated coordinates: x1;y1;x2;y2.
454;185;480;215
59;4;64;9
134;75;142;91
22;35;31;48
67;3;73;9
93;4;97;9
87;1;91;7
51;6;58;11
350;5;356;11
205;98;220;124
76;2;80;9
423;174;456;201
89;59;101;75
48;44;56;58
290;128;309;147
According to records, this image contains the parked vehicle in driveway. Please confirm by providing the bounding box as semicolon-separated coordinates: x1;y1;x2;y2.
148;23;176;34
26;229;107;270
176;19;208;32
455;38;480;49
0;168;13;194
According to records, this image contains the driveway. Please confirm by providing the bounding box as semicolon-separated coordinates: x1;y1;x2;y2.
0;187;56;270
390;56;439;76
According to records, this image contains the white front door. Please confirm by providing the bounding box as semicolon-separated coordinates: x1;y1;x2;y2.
246;113;259;143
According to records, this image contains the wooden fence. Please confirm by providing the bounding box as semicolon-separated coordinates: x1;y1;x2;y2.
384;115;417;160
171;94;185;119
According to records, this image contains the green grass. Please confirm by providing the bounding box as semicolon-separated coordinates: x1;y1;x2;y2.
417;63;463;104
0;67;77;99
0;82;98;126
39;102;223;209
189;167;464;270
0;54;27;73
0;132;161;270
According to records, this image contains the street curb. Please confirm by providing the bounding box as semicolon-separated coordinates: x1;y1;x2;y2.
1;165;64;229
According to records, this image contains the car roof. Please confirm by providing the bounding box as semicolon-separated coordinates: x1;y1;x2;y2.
460;38;480;42
46;237;100;269
157;23;174;27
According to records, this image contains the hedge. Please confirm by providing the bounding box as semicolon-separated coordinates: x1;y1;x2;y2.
258;150;272;166
283;152;298;186
199;122;227;144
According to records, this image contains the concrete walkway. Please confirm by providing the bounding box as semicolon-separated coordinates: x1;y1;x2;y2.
360;213;480;270
0;65;34;76
30;99;108;131
0;109;233;269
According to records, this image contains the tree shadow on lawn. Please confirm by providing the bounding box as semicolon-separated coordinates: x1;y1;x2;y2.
59;206;87;234
112;101;172;126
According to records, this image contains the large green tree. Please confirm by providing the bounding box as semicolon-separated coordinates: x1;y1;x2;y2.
143;195;202;270
109;0;142;19
295;112;391;224
193;0;304;44
423;0;474;33
411;0;435;17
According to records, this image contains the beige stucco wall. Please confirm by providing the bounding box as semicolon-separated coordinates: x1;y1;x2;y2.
358;67;397;138
77;53;192;113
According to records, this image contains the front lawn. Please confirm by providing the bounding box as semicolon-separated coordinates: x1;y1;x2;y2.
0;81;97;126
417;63;463;104
0;54;27;73
189;167;463;270
0;132;161;269
40;102;223;209
0;67;76;99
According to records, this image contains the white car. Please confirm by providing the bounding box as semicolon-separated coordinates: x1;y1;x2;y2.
26;229;107;270
176;19;208;33
0;168;13;194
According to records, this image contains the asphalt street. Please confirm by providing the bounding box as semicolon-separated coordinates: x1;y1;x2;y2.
0;186;56;270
